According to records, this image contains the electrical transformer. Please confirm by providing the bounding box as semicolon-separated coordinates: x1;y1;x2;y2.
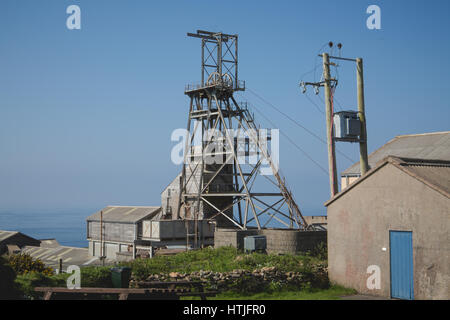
333;111;361;141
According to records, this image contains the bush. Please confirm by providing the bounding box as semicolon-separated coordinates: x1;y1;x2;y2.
7;253;53;276
13;266;112;299
80;266;113;288
309;242;328;261
0;256;21;299
14;272;67;300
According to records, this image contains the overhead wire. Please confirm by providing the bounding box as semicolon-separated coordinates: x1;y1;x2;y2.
236;92;329;176
245;87;355;163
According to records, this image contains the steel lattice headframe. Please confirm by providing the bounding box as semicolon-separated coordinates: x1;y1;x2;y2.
177;30;309;236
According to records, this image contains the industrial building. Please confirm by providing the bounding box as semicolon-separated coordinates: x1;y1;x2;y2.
85;30;327;260
86;206;161;260
86;205;215;260
0;230;40;255
326;132;450;300
340;131;450;189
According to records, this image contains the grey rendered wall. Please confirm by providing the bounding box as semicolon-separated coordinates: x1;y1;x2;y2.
327;164;449;300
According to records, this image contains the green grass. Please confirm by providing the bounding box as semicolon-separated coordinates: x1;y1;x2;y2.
122;246;325;281
184;285;356;300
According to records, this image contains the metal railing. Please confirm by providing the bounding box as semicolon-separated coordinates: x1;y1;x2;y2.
184;79;245;93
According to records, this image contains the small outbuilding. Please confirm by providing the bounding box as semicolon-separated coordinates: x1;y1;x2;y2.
0;230;41;255
86;206;162;260
326;156;449;300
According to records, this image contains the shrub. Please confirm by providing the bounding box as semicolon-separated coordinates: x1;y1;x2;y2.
14;272;68;300
7;253;53;276
0;256;21;299
309;242;328;261
80;266;113;288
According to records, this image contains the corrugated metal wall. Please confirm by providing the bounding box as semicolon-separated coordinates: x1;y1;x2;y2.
88;221;135;243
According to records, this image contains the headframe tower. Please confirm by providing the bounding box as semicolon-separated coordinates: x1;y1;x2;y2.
177;30;309;246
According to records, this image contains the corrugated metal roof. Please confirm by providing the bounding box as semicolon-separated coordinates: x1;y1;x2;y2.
326;156;450;206
86;206;161;223
0;230;18;242
342;131;450;176
399;160;450;196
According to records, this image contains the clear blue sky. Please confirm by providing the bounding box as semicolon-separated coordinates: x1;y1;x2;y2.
1;0;449;216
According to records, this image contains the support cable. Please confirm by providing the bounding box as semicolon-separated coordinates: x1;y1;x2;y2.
245;87;355;163
237;92;329;176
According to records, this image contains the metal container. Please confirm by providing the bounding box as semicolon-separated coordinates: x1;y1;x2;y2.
110;267;132;288
244;235;267;253
333;111;361;141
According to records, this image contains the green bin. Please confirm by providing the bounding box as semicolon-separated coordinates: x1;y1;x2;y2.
110;267;132;288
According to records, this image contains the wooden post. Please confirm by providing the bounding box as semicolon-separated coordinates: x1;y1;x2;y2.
100;210;103;258
323;53;339;196
356;58;369;175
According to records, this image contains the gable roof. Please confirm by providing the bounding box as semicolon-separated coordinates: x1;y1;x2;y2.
0;230;18;242
86;206;161;223
0;230;40;245
326;156;450;206
342;131;450;176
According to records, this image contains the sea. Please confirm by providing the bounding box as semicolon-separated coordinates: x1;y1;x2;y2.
0;211;90;248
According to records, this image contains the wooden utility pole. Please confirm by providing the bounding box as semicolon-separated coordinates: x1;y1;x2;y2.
323;53;339;196
356;58;369;175
301;48;369;196
100;210;105;266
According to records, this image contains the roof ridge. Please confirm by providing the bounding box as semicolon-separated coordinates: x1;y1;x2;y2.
395;131;450;138
106;205;160;208
391;156;450;166
326;155;450;206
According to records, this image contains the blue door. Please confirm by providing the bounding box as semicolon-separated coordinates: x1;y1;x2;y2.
390;231;414;300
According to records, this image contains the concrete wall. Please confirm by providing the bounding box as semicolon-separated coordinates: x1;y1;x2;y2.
341;176;359;190
141;219;215;241
304;216;328;225
214;228;327;255
327;164;450;300
214;228;259;249
89;240;132;259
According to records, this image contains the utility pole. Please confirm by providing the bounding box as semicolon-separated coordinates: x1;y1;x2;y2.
323;53;339;196
300;43;369;197
357;58;369;175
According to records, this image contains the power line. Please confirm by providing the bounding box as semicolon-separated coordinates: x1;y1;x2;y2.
304;92;325;115
245;87;355;163
237;94;329;176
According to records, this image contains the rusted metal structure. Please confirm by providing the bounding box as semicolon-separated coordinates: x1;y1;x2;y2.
176;30;308;247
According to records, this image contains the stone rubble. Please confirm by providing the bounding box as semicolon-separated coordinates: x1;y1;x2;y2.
129;264;328;292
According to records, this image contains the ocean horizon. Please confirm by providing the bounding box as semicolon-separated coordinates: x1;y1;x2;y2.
0;211;89;248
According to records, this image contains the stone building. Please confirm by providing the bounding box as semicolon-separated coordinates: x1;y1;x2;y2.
326;155;449;300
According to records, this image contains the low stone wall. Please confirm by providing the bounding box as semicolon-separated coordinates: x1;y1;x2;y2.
129;265;329;293
214;228;327;255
